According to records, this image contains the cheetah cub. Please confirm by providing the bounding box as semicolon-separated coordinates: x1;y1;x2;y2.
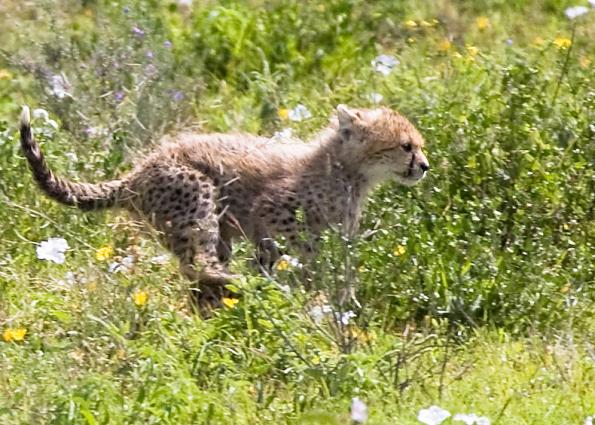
20;105;429;308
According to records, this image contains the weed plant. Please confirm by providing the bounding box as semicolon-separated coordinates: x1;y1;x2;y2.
0;1;593;423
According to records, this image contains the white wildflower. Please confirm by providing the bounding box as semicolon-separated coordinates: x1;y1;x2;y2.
178;0;193;6
32;108;58;129
272;128;294;141
84;127;104;138
351;397;368;423
371;54;399;76
64;271;77;285
585;415;594;425
309;304;333;324
288;104;312;122
32;108;49;121
150;254;170;265
565;5;589;19
336;310;357;325
48;74;71;99
590;0;595;8
46;119;59;130
52;270;79;290
64;152;78;162
121;255;134;268
108;255;134;273
368;92;384;104
277;254;303;269
0;254;13;267
454;413;491;425
418;406;451;425
36;237;69;264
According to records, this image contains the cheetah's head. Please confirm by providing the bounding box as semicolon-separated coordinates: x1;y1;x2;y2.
336;105;429;187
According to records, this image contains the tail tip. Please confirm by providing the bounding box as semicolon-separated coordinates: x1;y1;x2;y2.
20;106;31;128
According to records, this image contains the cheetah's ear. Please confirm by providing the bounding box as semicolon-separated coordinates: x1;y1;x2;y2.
336;104;362;130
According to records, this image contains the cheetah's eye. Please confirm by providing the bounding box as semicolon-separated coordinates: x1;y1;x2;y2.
402;143;412;152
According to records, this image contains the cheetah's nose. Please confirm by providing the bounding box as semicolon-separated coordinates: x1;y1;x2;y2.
420;162;430;173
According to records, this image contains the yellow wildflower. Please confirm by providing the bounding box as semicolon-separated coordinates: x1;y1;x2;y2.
358;265;366;273
276;259;289;271
95;245;114;261
553;37;572;49
222;297;239;309
420;20;434;28
347;325;376;344
277;108;289;120
3;327;27;342
579;56;591;69
466;45;479;57
476;16;490;30
0;69;12;80
393;245;406;257
452;52;463;59
132;290;148;307
438;39;452;52
407;37;416;44
405;20;417;28
560;284;570;294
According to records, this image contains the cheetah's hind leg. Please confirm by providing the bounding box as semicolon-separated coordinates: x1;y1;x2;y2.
139;166;239;314
171;212;240;314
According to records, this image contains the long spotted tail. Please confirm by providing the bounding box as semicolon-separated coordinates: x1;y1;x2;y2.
19;106;127;211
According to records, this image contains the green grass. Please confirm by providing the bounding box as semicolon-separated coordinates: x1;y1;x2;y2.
0;0;594;423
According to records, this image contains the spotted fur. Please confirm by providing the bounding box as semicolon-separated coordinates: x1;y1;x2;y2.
19;105;429;309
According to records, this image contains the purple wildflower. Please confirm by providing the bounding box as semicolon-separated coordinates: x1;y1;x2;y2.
172;91;184;102
114;91;125;103
164;40;172;48
505;38;513;46
146;50;154;60
131;26;145;37
123;6;130;14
